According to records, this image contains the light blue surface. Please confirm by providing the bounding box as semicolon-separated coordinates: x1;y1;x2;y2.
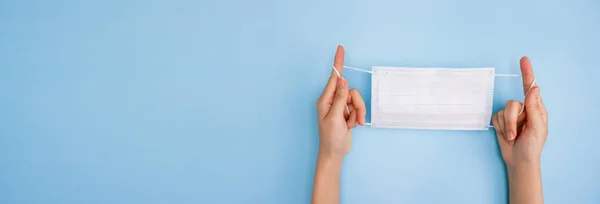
1;0;599;203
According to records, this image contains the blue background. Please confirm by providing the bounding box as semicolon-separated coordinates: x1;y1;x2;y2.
1;0;599;203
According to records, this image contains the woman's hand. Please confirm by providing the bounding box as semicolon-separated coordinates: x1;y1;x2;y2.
316;45;367;158
492;56;548;169
312;45;366;204
492;57;548;204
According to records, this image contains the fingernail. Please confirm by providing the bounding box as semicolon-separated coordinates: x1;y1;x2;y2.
509;132;515;140
337;77;343;87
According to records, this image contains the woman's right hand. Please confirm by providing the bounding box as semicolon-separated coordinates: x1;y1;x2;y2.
492;56;548;169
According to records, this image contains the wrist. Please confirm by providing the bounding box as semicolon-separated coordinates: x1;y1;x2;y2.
317;151;344;167
508;160;541;178
318;146;346;161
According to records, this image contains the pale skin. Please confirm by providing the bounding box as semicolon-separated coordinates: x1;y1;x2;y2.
312;45;548;204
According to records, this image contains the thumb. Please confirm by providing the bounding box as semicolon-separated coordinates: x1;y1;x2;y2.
328;77;349;117
525;86;544;129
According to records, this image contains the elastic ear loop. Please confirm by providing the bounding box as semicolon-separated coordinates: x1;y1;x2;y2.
518;78;537;115
335;65;530;128
331;65;373;125
486;77;536;128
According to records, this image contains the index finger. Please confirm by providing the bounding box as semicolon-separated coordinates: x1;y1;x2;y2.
319;45;345;101
520;56;536;94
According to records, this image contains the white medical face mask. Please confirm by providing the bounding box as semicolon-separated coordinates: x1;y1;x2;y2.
333;65;525;131
371;66;495;130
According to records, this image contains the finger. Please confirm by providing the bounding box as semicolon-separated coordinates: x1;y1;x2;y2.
333;45;345;76
346;110;358;128
520;56;536;94
492;114;509;148
497;110;514;145
492;114;508;145
497;110;506;134
525;86;544;129
349;89;367;125
493;113;504;135
504;100;523;141
318;45;345;103
328;77;349;117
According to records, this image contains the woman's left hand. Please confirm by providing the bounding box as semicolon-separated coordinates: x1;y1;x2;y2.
316;45;367;158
